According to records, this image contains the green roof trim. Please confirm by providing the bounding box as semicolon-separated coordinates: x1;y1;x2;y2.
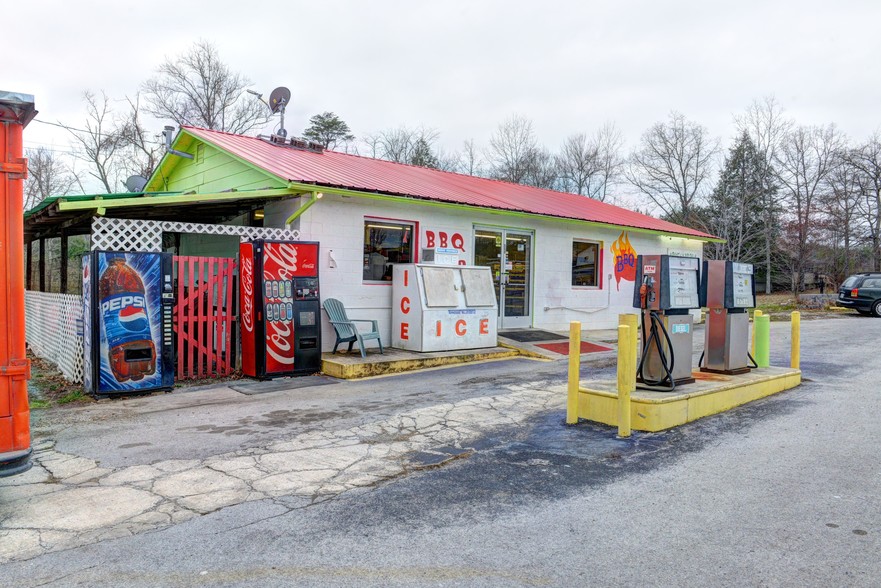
54;187;301;213
24;191;179;219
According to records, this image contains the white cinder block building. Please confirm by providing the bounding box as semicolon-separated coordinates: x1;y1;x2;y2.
26;126;718;358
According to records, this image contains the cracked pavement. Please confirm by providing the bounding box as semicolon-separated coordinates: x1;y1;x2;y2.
2;320;879;587
0;365;564;564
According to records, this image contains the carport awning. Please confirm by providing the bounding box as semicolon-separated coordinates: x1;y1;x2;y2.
24;187;302;240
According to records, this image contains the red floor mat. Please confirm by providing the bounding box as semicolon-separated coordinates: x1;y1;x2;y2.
535;341;613;355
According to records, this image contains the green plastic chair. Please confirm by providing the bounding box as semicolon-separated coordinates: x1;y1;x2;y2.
322;298;384;358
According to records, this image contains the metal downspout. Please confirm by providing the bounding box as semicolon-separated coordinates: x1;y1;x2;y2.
285;191;322;229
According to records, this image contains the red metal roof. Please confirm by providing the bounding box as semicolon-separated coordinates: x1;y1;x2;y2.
182;126;715;240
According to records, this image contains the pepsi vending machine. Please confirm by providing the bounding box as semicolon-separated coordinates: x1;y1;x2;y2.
82;251;175;396
239;240;321;378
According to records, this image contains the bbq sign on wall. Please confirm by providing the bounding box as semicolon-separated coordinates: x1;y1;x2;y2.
423;229;467;264
610;231;637;291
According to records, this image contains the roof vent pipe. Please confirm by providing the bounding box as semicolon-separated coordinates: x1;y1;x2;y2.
163;126;194;160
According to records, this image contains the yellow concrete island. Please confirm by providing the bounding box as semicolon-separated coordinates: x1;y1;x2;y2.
568;312;802;434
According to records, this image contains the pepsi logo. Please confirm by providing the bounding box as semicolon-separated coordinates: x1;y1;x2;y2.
119;305;149;332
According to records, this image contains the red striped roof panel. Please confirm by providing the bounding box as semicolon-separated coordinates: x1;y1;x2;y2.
182;126;715;240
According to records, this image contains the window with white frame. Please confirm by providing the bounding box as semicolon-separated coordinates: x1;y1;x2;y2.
572;240;599;287
363;219;415;281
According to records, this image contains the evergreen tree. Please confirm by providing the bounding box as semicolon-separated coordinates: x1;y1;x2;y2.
703;132;775;266
408;137;439;169
303;112;355;150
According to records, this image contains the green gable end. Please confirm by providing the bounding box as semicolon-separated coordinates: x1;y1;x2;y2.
145;131;286;194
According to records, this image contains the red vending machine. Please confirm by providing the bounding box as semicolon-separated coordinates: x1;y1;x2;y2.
239;240;321;378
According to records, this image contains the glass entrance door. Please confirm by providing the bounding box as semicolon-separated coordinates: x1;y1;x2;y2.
473;227;532;329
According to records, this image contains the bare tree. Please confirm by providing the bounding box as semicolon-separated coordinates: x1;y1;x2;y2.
460;139;483;176
142;40;268;134
593;122;625;202
24;147;79;210
847;132;881;271
556;133;595;195
521;147;559;190
487;115;538;184
823;147;864;279
556;122;624;201
64;91;127;193
774;124;843;295
735;96;792;293
626;112;719;226
367;126;442;167
117;93;163;181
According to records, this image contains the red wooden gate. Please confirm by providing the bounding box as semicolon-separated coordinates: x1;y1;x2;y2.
173;256;237;380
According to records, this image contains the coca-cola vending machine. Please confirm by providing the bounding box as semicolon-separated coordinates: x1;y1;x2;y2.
239;240;321;378
82;251;175;396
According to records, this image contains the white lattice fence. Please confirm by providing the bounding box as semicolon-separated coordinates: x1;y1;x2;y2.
25;291;84;384
91;217;301;252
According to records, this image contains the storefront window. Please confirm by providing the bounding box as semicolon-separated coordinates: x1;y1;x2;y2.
572;240;599;287
363;219;415;281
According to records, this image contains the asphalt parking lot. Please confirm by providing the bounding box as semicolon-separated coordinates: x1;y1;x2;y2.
1;317;879;587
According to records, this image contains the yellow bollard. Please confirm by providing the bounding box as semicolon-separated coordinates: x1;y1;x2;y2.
617;324;632;438
619;313;639;390
790;311;801;369
751;309;763;357
566;321;582;425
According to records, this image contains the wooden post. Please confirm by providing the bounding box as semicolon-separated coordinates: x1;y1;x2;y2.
617;324;633;438
59;231;68;294
25;238;32;290
38;237;45;292
566;321;581;425
790;311;801;369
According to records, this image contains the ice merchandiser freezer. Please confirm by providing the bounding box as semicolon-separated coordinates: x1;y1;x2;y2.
239;240;321;378
392;264;498;352
82;251;175;396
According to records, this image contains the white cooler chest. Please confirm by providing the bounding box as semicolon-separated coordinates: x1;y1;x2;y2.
392;264;498;352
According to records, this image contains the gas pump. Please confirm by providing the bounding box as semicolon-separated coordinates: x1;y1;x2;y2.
699;260;756;374
632;255;700;390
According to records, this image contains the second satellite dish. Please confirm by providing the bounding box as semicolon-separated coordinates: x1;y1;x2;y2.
268;87;291;114
125;175;148;192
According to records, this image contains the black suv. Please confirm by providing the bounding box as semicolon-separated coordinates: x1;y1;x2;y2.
838;272;881;317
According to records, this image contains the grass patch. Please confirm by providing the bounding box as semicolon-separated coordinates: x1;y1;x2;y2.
57;390;86;404
27;351;91;408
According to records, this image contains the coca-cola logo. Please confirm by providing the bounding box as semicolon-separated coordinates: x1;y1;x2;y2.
264;243;298;279
266;320;295;366
301;262;316;270
241;256;254;333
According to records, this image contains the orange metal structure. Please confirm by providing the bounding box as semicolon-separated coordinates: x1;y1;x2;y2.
0;92;35;477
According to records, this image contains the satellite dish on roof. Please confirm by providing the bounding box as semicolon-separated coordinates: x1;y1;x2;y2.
268;87;291;114
125;175;148;192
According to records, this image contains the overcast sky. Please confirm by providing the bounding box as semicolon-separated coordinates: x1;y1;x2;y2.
7;0;881;186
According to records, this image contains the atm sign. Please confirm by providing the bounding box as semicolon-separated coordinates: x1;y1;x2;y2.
644;265;656;274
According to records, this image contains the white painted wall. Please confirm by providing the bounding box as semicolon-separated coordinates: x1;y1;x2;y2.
263;194;705;351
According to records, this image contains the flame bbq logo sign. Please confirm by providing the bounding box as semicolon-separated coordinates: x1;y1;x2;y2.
610;231;637;290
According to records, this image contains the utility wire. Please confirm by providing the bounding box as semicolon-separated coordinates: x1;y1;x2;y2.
32;118;165;145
